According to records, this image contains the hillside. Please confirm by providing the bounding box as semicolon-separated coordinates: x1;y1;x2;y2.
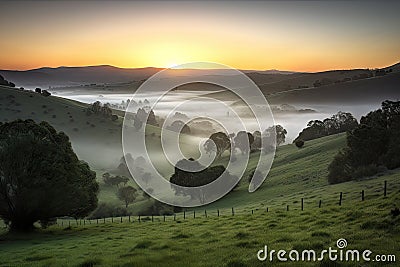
0;66;162;89
0;85;126;168
2;63;398;95
268;71;400;104
0;133;399;266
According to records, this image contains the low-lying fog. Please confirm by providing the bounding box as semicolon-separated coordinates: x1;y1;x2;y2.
56;90;381;142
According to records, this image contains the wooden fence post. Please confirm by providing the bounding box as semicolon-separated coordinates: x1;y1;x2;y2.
251;209;253;215
361;190;365;201
205;210;207;218
103;218;105;224
286;205;289;211
120;217;122;223
184;210;186;219
129;215;131;223
111;217;114;223
151;215;154;222
301;198;304;211
319;200;322;208
231;207;234;216
138;215;141;223
217;209;220;217
339;192;343;206
267;207;269;212
193;210;196;219
163;215;165;222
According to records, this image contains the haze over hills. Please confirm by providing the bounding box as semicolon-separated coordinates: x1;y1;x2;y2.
1;62;399;105
0;64;300;89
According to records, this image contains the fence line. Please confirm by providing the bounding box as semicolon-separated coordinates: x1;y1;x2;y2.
54;180;392;227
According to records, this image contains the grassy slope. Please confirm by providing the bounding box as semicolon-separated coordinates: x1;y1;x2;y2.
0;86;200;211
0;132;399;266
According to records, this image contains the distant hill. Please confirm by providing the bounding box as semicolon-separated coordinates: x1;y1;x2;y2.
268;71;400;104
1;62;398;94
0;65;301;89
0;65;163;89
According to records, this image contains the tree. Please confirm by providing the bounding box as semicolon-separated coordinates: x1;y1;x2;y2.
167;120;191;134
147;109;158;126
117;186;137;208
234;131;254;154
0;119;99;231
328;100;400;183
275;125;287;145
204;132;231;158
170;158;237;203
111;114;118;121
263;125;287;150
41;90;51;97
295;112;358;142
294;139;304;148
251;131;262;151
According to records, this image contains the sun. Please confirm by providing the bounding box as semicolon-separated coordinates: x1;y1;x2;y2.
166;62;179;68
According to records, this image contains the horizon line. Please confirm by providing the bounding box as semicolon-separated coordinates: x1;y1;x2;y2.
0;61;399;73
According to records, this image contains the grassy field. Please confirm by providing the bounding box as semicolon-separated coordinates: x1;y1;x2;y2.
0;130;399;266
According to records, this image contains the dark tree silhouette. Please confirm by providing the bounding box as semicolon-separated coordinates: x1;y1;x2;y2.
328;101;400;183
294;139;304;148
0;120;99;231
204;132;231;157
170;158;237;203
234;131;254;154
295;112;358;142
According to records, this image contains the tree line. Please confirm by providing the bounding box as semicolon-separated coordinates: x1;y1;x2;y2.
328;100;400;184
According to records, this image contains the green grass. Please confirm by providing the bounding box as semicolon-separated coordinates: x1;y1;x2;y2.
1;86;399;266
0;133;399;266
0;186;398;266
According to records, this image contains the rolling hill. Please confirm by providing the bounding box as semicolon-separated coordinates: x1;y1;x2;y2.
0;132;398;266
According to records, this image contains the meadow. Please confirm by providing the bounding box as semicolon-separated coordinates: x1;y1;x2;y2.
0;132;399;266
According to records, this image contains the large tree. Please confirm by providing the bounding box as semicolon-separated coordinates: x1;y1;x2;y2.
234;131;254;154
117;186;137;208
204;132;231;158
170;158;237;203
0;120;99;231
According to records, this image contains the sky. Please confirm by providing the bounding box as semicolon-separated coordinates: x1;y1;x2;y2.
0;1;399;72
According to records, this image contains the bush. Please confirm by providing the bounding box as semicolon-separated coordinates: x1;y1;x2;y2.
88;203;129;219
327;149;352;184
353;164;380;179
294;139;304;148
111;114;118;121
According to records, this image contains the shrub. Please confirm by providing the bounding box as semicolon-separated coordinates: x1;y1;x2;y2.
111;114;118;121
88;203;128;219
327;149;353;184
295;139;304;148
353;164;380;179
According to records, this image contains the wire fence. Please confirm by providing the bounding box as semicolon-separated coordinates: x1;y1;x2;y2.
52;180;395;228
